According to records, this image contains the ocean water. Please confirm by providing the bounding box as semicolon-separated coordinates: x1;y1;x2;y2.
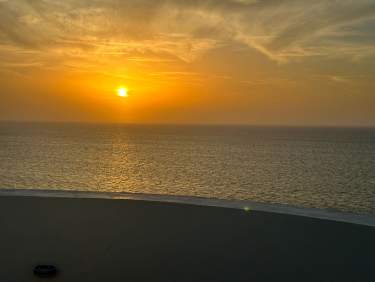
0;122;375;215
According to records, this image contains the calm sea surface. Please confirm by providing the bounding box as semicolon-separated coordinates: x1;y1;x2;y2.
1;122;375;215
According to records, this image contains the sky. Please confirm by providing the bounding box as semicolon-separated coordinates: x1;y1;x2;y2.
0;0;375;126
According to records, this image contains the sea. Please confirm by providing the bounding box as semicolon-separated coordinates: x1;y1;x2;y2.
0;122;375;215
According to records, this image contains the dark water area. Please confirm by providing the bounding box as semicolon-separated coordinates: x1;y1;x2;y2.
1;122;375;215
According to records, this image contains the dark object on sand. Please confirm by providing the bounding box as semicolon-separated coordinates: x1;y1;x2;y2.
33;265;58;278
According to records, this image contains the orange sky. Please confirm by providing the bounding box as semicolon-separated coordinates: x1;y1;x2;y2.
1;0;375;126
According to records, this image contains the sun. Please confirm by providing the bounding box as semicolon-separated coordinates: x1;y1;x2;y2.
117;87;128;97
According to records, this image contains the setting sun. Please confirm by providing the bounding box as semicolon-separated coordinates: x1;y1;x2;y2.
117;87;128;97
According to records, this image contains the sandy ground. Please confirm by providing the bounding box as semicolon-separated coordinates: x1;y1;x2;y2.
0;194;374;282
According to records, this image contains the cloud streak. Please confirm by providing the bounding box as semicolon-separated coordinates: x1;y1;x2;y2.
0;0;374;74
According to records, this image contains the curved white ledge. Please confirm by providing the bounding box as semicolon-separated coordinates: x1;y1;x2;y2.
1;188;375;227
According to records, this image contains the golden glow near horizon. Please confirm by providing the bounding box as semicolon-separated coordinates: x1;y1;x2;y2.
0;1;375;125
117;87;128;98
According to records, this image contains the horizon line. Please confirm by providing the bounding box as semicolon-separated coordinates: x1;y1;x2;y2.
1;119;375;129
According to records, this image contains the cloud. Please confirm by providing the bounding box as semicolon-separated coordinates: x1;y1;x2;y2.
0;0;374;74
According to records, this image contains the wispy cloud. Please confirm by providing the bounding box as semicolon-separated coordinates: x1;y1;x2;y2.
0;0;374;73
